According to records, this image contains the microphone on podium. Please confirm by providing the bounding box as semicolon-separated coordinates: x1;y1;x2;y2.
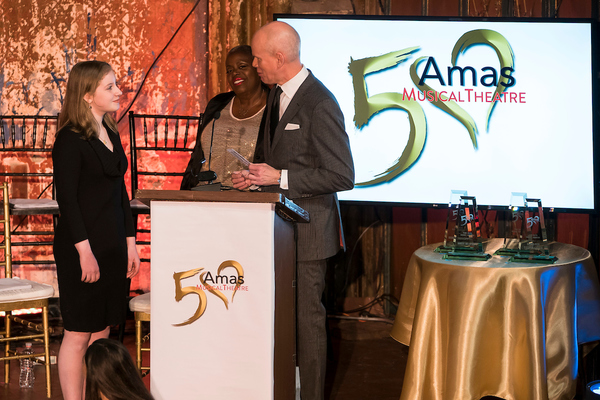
192;111;222;191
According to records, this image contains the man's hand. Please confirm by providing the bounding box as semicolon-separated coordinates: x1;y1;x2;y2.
232;170;252;190
248;163;281;186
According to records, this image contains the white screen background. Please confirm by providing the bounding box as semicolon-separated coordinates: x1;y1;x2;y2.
280;18;595;210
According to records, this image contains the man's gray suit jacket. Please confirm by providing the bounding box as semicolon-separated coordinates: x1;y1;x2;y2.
262;71;355;262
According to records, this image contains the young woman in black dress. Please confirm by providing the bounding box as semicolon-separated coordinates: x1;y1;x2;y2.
53;61;140;400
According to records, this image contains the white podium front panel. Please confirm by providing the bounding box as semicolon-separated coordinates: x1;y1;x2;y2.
150;201;277;400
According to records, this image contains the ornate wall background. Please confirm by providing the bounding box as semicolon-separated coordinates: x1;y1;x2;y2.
1;0;209;293
1;0;208;117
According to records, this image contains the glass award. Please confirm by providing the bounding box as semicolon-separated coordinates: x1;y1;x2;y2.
436;192;490;260
510;198;557;263
495;192;528;256
435;190;468;253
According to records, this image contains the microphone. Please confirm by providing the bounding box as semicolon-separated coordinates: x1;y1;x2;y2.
192;111;221;191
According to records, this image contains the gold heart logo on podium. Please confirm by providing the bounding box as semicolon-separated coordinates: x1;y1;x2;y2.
199;260;244;309
172;260;245;327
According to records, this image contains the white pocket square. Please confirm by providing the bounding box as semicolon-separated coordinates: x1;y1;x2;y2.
285;123;300;130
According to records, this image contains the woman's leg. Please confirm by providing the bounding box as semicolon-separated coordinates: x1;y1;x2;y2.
58;329;92;400
58;326;110;400
83;326;111;398
88;326;110;346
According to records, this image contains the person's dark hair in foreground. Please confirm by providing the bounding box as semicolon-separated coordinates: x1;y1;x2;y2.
85;338;154;400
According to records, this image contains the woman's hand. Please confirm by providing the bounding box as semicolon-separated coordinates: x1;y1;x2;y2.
126;237;141;278
75;240;100;283
80;253;100;283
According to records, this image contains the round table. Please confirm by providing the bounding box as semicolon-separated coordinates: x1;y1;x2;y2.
391;239;600;400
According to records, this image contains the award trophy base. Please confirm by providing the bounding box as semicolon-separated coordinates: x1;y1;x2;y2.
443;250;491;261
434;245;456;253
510;253;558;264
494;248;541;256
436;245;487;254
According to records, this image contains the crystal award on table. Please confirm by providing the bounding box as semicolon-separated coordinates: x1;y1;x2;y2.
435;192;491;261
495;192;530;256
509;198;558;263
435;190;468;253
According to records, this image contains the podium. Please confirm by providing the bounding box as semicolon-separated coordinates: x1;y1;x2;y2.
135;190;309;400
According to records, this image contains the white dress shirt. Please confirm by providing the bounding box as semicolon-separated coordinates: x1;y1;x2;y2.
275;66;309;189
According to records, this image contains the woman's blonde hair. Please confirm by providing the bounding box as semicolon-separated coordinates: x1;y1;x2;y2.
58;61;118;139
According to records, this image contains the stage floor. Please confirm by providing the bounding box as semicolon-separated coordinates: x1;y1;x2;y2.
0;316;408;400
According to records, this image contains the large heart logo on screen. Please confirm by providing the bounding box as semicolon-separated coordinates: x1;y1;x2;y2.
349;46;426;186
409;29;515;148
350;29;514;186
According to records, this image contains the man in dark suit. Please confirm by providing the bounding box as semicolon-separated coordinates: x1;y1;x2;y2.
232;21;354;400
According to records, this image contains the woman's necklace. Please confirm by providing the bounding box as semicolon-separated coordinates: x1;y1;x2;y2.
97;124;111;147
235;89;265;118
237;102;250;118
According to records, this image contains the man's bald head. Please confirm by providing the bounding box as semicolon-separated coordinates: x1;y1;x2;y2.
255;21;301;62
251;21;303;85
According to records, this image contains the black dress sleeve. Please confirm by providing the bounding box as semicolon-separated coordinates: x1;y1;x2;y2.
121;181;135;237
52;130;88;244
109;125;135;238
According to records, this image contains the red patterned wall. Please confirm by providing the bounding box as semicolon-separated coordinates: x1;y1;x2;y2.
1;0;209;294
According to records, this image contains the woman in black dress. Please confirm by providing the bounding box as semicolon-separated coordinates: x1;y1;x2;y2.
53;61;140;400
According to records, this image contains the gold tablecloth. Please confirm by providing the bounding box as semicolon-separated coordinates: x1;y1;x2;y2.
391;239;600;400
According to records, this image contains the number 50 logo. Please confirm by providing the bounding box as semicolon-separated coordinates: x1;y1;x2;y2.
172;260;244;327
348;29;514;186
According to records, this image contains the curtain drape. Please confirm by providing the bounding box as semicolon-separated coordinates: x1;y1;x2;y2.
207;0;292;98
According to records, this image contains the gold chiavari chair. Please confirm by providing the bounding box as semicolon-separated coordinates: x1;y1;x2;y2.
129;292;150;376
0;182;54;397
0;115;59;266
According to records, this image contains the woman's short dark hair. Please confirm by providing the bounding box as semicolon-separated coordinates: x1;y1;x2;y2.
85;338;154;400
228;44;253;59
